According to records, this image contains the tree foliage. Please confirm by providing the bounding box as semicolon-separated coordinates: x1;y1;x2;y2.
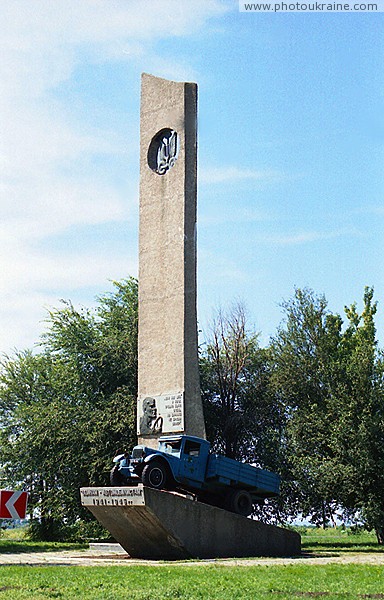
200;303;288;523
201;289;384;537
0;278;138;539
270;287;384;540
1;277;384;542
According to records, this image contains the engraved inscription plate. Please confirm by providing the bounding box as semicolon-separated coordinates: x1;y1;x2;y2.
137;391;184;435
80;486;145;507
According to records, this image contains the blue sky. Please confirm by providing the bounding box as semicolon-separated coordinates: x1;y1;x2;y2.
1;0;383;353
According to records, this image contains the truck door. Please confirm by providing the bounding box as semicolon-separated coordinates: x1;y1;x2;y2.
179;439;204;484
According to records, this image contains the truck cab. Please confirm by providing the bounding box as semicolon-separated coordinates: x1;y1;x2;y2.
158;435;210;487
111;434;210;490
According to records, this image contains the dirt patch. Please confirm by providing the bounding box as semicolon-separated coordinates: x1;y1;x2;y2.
1;550;384;567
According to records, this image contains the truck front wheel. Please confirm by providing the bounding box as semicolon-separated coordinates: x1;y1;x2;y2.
110;465;127;486
142;461;168;489
226;489;253;517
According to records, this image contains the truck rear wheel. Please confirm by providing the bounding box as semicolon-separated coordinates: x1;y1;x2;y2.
226;489;253;517
142;461;167;490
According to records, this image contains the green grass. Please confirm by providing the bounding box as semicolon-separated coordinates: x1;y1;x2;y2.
0;527;28;540
0;527;383;599
0;540;86;554
0;527;87;553
0;564;383;600
300;527;384;553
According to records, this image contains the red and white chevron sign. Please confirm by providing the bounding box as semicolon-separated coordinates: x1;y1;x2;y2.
0;490;28;519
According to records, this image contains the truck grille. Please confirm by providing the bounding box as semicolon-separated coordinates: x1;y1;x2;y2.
132;448;144;459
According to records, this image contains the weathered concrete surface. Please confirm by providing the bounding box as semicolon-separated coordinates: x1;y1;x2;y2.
80;486;301;560
89;542;126;554
138;73;205;446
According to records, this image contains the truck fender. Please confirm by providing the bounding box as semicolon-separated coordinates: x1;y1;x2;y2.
142;455;175;488
143;454;171;468
112;453;125;464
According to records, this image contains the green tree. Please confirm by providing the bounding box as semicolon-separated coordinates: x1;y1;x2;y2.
0;278;138;539
200;304;287;523
270;287;384;539
335;288;384;542
270;288;346;527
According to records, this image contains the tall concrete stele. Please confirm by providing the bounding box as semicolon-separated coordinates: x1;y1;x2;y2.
80;74;301;559
137;73;206;447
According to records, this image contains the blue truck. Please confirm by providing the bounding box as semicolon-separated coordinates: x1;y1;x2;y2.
110;434;280;516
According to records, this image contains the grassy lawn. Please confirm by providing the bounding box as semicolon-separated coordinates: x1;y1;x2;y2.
0;527;87;553
0;527;383;599
0;563;383;599
0;540;87;554
300;527;384;553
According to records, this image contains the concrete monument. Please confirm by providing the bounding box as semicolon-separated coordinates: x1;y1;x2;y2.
137;73;205;446
81;485;300;559
80;74;301;559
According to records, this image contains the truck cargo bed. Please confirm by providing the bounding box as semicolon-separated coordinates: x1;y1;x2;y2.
206;455;280;496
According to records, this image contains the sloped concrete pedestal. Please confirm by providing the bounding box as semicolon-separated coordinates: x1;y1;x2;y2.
80;485;300;560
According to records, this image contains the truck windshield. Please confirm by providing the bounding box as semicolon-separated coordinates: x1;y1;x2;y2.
159;440;181;457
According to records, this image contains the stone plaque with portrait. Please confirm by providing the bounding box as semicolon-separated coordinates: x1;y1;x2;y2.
137;391;184;436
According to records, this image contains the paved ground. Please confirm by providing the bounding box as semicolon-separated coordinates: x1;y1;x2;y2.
1;549;384;567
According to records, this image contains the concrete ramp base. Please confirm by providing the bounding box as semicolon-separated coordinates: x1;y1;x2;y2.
80;485;300;560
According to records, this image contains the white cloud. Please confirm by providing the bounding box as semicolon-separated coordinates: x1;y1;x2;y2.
0;235;139;351
261;228;360;246
200;206;270;226
0;178;128;241
0;0;228;352
199;248;248;284
199;166;282;184
355;205;384;216
0;245;137;295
